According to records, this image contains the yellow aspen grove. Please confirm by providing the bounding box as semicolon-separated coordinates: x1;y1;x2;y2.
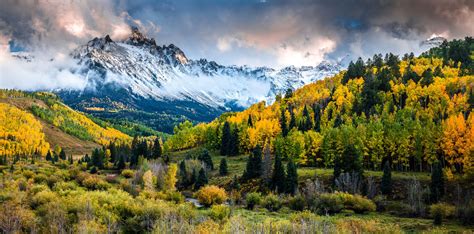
442;114;469;172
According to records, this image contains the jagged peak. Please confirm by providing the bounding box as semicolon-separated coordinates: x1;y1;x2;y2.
125;26;157;47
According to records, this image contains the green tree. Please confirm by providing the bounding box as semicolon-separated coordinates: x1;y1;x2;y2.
219;158;228;176
117;154;126;170
46;151;52;161
243;145;263;180
152;137;162;159
313;104;321;132
220;122;231;155
179;160;188;186
430;162;445;203
289;108;297;130
280;109;289;137
247;115;253;127
286;160;298;194
229;127;240;156
59;149;66;160
195;168;208;189
381;161;392;195
198;149;214;170
421;68;434;87
271;152;286;193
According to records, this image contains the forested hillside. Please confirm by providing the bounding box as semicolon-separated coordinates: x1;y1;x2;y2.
166;38;474;175
0;90;130;157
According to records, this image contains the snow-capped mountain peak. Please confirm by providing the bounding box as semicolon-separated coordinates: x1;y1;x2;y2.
64;27;341;127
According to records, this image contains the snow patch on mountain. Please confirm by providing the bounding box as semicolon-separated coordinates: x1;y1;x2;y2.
71;27;342;110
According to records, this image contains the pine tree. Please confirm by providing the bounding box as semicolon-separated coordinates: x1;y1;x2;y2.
313;104;321;132
289;108;297;130
381;161;392;195
247;115;253;127
262;143;273;183
152;137;162;159
190;168;198;186
280;109;289;137
271;152;286;193
109;142;117;163
53;153;59;163
334;115;343;128
430;162;445;203
46;151;52;161
219;158;228;176
68;155;73;164
286;160;298;194
195;168;208;189
117;154;126;170
179;160;188;187
198;149;214;170
421;68;434;87
243;145;263;180
299;105;312;131
91;148;104;169
220;122;231;155
230;127;240;156
59;149;66;160
333;154;342;186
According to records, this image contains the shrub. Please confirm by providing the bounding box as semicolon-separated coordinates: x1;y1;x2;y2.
245;192;262;210
315;192;375;215
209;204;231;222
288;195;306;211
263;194;282;212
195;185;227;207
82;176;110;190
31;190;57;208
121;169;135;178
166;191;185;204
314;193;344;214
34;173;47;184
345;194;376;214
22;170;35;179
429;203;455;225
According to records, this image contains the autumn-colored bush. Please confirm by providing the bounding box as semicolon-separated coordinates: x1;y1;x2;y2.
195;185;227;207
121;169;135;178
430;203;455;225
245;192;262;210
314;192;375;214
262;194;282;212
82;176;110;190
209;204;231;222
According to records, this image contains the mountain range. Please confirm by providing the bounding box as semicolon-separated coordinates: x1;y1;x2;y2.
58;27;342;133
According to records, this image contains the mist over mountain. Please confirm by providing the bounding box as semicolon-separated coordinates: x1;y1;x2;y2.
55;27;342;132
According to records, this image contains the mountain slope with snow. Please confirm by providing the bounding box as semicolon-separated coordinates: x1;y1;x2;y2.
60;28;342;132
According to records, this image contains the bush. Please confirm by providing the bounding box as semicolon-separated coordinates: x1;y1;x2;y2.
121;169;135;178
82;176;110;190
166;191;185;204
245;192;262;210
315;192;375;215
209;204;231;222
22;170;35;179
429;203;455;225
288;195;306;211
195;185;227;207
263;194;282;212
345;194;376;214
314;193;344;214
34;173;47;184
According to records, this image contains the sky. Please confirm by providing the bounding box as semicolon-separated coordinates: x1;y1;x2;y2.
0;0;473;88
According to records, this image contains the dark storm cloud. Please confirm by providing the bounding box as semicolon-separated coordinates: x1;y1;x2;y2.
1;0;473;67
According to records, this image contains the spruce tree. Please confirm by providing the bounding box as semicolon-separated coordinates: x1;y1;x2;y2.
220;122;231;155
195;168;208;189
286;160;298;194
230;127;240;156
109;142;117;163
117;154;126;170
152;137;162;159
59;149;66;160
242;145;262;180
289;108;297;130
313;104;321;132
299;105;312;131
280;109;289;137
247;115;253;127
190;168;198;186
91;148;104;169
219;158;228;176
53;153;59;163
333;154;342;186
46;151;52;161
271;153;286;193
381;161;392;195
68;155;73;164
198;149;214;170
179;160;188;186
430;162;445;203
421;68;434;87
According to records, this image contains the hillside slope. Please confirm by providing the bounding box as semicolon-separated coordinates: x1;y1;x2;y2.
0;90;130;156
165;38;474;174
